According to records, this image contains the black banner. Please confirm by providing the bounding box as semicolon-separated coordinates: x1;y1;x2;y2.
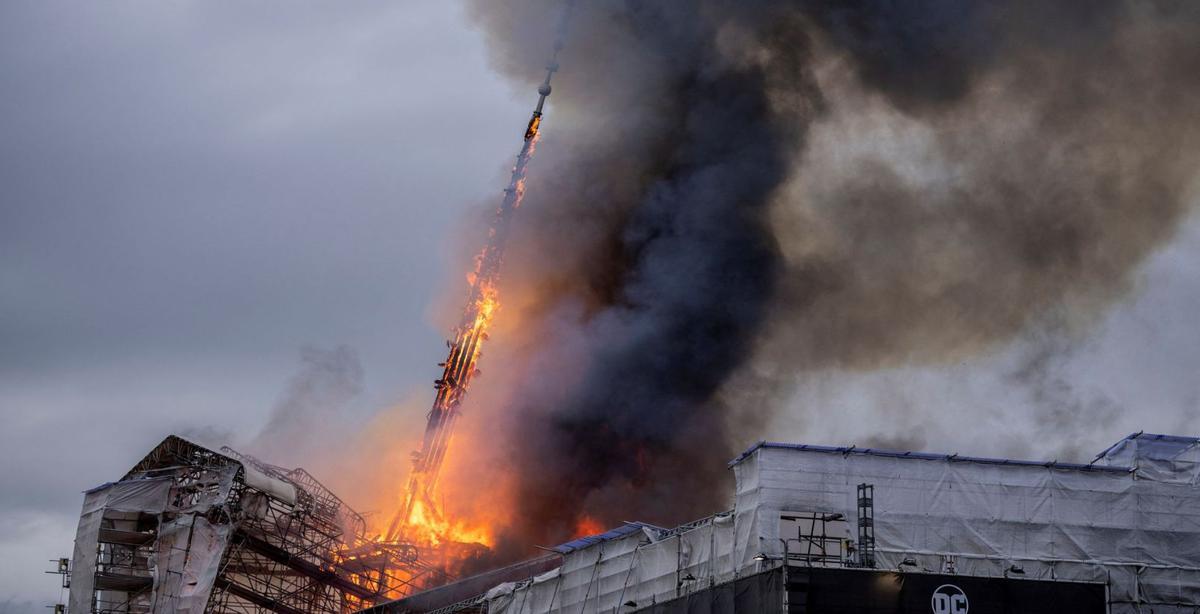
639;567;1106;614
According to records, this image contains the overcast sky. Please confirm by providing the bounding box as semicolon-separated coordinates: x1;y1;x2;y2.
0;1;529;606
2;1;1198;609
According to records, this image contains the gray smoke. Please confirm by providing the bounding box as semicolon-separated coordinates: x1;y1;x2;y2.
251;345;363;469
462;0;1200;553
1007;324;1121;461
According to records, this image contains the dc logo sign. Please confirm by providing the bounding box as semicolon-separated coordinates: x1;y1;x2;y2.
931;584;969;614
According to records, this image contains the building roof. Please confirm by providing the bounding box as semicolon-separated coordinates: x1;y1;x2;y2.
550;521;664;554
730;439;1134;474
1092;431;1200;462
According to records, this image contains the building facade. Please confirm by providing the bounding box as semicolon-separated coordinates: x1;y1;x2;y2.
383;433;1200;614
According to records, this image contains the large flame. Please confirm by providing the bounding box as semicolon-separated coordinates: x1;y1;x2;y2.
407;499;493;547
352;128;546;594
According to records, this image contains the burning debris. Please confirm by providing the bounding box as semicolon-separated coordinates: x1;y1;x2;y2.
63;436;440;613
361;0;577;586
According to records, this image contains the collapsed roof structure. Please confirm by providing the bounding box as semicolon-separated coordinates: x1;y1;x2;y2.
64;436;453;614
360;432;1200;614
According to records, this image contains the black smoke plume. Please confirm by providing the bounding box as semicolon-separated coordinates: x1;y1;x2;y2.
462;0;1200;554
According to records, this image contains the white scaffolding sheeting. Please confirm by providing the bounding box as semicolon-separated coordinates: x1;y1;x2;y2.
486;516;744;614
1099;432;1200;485
67;464;239;614
486;433;1200;614
66;435;397;614
151;514;232;613
736;436;1200;613
68;478;174;614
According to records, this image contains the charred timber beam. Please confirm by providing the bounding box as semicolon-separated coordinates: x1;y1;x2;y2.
231;529;379;601
93;572;152;592
214;578;308;614
97;528;155;546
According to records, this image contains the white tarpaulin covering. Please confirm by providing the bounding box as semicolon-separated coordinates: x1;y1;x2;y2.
487;434;1200;614
487;518;745;614
242;463;297;505
68;462;240;614
150;514;232;613
735;438;1200;613
1100;432;1200;485
68;478;174;614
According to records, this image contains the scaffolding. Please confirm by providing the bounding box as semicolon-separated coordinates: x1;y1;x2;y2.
855;483;875;568
66;435;447;613
372;433;1200;614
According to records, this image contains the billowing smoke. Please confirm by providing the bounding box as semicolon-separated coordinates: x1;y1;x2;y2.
251;345;364;470
456;0;1200;555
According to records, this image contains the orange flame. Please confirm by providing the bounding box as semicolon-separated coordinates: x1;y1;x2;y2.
362;113;547;593
406;499;493;548
574;515;606;538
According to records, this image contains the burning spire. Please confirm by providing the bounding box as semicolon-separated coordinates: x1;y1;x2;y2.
384;3;574;545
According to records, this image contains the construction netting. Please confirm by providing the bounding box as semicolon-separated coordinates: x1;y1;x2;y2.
1100;432;1200;485
736;439;1200;614
485;434;1200;614
485;515;749;614
68;464;238;613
